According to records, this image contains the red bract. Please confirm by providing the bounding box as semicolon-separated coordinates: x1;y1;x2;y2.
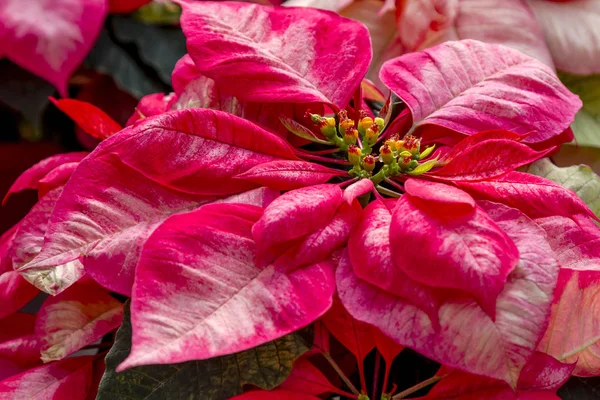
2;152;87;206
421;352;573;399
50;98;123;141
0;0;107;95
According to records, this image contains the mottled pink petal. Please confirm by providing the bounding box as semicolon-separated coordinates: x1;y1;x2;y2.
125;93;178;126
437;130;527;165
172;61;317;139
2;152;87;205
235;160;346;190
538;269;600;376
252;184;343;264
274;201;361;273
321;298;375;383
171;54;199;95
390;183;519;318
397;0;553;68
0;272;39;321
50;98;122;141
431;139;552;181
380;40;581;145
22;109;295;296
339;203;559;387
348;199;441;323
0;225;19;274
119;204;335;369
279;357;340;396
404;179;475;217
283;0;353;11
177;0;371;109
425;357;570;399
458;172;598;220
35;283;123;362
395;0;454;52
518;352;574;391
428;352;572;398
343;179;374;205
534;215;600;271
37;162;79;198
528;0;600;74
212;187;280;209
0;356;94;399
11;188;84;294
0;0;107;95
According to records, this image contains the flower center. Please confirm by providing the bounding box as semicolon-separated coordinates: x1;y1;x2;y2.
298;109;436;186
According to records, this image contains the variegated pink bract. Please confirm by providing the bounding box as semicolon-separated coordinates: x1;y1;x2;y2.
0;1;598;399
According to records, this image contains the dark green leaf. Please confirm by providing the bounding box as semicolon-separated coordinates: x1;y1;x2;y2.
97;303;311;400
558;376;600;400
85;29;166;98
0;60;55;133
111;16;186;86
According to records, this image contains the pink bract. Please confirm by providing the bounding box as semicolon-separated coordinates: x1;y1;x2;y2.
20;109;296;296
2;152;87;206
0;0;107;95
35;283;123;362
120;204;335;370
390;181;520;318
176;0;371;109
396;0;554;68
528;0;600;74
339;202;559;387
380;39;581;145
538;269;600;376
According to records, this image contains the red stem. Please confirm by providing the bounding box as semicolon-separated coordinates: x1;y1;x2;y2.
385;178;405;192
294;150;351;165
372;352;382;400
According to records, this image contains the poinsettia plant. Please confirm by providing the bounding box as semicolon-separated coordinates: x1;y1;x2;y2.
1;1;600;399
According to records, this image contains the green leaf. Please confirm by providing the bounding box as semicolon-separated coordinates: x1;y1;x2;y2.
97;303;311;400
559;72;600;148
524;158;600;217
86;29;166;98
279;116;331;145
133;1;182;26
111;16;187;86
407;157;438;176
0;60;55;135
558;376;600;400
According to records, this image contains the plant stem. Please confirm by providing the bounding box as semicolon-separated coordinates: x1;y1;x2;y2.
294;150;350;165
391;375;444;399
376;185;401;198
322;352;361;396
372;352;381;400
